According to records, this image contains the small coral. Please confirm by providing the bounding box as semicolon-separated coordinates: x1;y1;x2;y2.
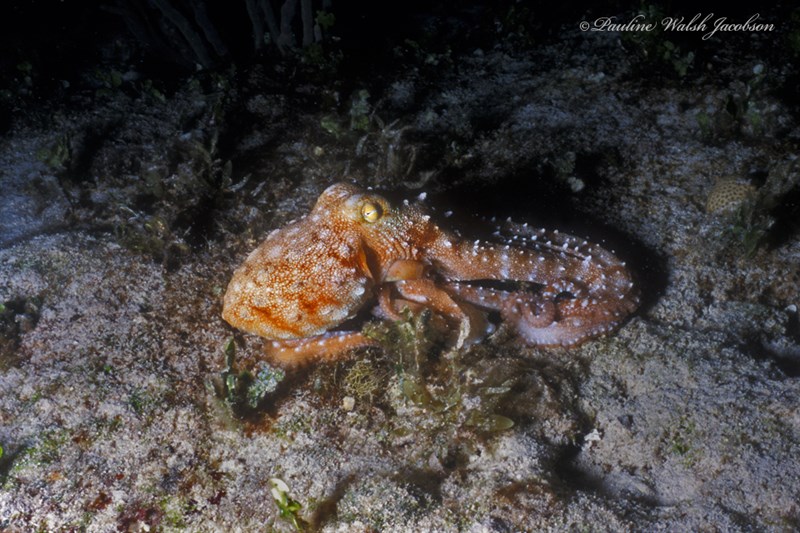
706;178;756;214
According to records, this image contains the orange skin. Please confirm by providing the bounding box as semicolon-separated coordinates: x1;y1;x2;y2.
222;183;638;366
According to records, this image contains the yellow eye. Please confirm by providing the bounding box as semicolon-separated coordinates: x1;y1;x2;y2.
361;201;382;223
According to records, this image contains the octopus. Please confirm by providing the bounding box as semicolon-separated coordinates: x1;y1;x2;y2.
222;182;639;366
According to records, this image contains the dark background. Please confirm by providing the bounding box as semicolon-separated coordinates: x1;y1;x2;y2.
2;1;792;111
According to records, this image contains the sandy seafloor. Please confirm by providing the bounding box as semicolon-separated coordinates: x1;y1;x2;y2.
1;10;799;532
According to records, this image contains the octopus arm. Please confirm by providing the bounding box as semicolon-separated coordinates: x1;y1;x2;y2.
428;227;638;347
264;331;379;367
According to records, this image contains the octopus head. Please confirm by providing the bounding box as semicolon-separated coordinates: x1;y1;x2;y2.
311;183;393;229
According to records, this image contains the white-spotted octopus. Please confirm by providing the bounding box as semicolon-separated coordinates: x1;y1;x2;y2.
222;182;638;366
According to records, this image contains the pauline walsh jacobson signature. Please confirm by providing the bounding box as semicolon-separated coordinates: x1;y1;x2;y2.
580;13;774;41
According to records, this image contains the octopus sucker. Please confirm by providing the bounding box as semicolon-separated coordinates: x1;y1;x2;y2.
222;182;639;366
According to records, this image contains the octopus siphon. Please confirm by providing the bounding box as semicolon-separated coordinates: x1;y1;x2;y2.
222;182;639;366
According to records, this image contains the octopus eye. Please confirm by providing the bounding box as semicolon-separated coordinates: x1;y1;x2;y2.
361;201;383;223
